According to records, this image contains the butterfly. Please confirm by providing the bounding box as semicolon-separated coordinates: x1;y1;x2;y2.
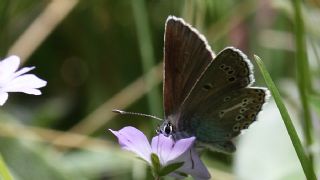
155;16;269;153
114;15;269;153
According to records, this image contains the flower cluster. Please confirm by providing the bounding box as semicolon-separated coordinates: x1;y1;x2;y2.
0;56;46;105
110;126;211;179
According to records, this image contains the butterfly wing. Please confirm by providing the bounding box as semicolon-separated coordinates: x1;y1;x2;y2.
178;47;269;153
163;16;268;153
163;16;215;118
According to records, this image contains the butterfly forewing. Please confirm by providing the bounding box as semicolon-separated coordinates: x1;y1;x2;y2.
164;16;215;118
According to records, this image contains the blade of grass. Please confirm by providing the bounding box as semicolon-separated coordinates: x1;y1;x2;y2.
291;0;314;164
131;0;162;117
254;55;317;180
0;154;13;180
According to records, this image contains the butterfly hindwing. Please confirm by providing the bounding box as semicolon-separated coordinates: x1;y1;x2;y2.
180;47;254;110
177;48;268;153
181;87;268;152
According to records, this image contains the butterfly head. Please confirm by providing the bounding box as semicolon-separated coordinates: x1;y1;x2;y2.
157;121;174;137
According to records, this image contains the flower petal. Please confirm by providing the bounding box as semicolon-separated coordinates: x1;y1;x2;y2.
2;74;47;94
0;56;20;84
151;134;175;165
14;66;35;77
172;148;211;180
166;136;195;162
0;92;8;106
109;126;152;163
151;135;195;165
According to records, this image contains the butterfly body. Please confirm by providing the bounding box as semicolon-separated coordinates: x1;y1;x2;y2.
160;16;269;153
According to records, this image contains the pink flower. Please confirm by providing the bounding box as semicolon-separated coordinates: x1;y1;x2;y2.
109;126;211;179
0;56;47;105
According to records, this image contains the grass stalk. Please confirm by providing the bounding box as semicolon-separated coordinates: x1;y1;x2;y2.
131;0;162;116
254;55;317;180
291;0;314;164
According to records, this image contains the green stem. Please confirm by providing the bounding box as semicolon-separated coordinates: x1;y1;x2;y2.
254;55;317;180
131;0;162;116
291;0;314;164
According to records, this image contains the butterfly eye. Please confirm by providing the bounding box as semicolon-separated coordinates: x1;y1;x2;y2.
164;123;173;136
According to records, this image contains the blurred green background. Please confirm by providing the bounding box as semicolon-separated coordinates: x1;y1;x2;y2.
0;0;319;179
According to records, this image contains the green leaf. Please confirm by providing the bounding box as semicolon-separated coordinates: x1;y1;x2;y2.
0;154;13;180
254;55;317;180
159;162;184;176
150;153;161;175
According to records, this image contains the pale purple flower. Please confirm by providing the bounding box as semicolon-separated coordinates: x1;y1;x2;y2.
0;55;47;106
109;126;211;179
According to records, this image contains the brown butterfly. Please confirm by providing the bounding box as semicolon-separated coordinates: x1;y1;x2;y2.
157;16;269;153
114;16;269;153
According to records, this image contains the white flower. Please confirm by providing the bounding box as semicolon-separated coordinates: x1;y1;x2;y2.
0;55;47;106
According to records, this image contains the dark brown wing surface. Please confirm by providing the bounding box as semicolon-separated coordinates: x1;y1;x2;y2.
164;16;215;118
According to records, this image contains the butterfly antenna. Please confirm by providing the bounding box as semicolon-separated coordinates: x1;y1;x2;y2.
112;109;163;121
